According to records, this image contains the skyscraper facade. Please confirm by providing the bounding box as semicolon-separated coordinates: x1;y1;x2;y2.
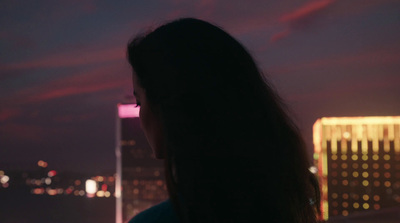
116;104;168;223
313;116;400;220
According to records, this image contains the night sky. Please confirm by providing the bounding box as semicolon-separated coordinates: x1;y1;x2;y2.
1;0;399;174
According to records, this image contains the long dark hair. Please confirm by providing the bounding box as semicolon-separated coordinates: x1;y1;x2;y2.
127;18;320;223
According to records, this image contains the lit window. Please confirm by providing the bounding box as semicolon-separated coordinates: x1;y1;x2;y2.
374;204;380;210
362;155;368;161
373;172;380;178
362;180;369;187
384;163;391;169
342;193;349;199
332;155;338;160
384;181;391;187
372;154;379;160
373;163;379;169
351;193;360;200
342;210;349;216
342;202;349;208
384;154;390;160
362;194;369;201
374;181;380;187
362;172;369;178
363;203;370;209
352;163;359;169
341;155;347;160
373;195;380;201
353;202;359;209
332;193;338;199
384;172;391;178
352;155;358;161
341;163;348;169
343;180;349;186
342;171;348;177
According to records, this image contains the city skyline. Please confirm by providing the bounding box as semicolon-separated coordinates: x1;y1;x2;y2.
313;116;400;220
1;0;400;173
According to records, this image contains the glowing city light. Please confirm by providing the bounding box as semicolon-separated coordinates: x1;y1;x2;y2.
45;177;52;185
48;170;57;177
85;179;97;195
313;116;400;220
38;160;48;168
118;104;140;118
0;175;9;184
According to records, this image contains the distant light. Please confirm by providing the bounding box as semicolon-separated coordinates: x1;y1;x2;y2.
65;188;73;195
118;104;139;118
38;160;48;168
48;170;57;177
104;191;111;197
79;190;85;196
97;176;104;182
32;188;45;195
1;175;9;184
85;179;97;195
0;170;4;176
309;166;318;174
96;191;105;197
101;184;108;191
75;180;81;186
45;178;52;185
47;188;57;196
343;132;351;139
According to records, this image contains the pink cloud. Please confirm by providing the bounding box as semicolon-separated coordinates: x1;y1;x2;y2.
31;80;125;102
270;0;335;42
270;29;291;43
0;108;22;122
279;0;335;23
7;61;129;105
4;47;125;70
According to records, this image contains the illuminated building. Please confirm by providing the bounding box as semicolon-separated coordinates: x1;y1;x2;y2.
313;116;400;221
116;104;168;223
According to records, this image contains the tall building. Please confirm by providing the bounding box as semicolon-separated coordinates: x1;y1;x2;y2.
116;104;168;223
313;116;400;221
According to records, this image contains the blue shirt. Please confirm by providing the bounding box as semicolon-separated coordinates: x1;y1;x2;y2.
129;199;179;223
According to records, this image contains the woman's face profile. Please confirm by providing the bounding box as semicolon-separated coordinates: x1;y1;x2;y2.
132;72;166;159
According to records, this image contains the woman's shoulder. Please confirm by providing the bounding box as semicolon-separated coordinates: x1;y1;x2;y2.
128;199;179;223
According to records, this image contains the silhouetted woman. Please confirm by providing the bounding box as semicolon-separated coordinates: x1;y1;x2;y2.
127;18;320;223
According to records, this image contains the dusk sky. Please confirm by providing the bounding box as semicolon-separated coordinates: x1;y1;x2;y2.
1;0;399;174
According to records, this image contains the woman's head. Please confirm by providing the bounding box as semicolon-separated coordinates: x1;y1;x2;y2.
127;18;319;223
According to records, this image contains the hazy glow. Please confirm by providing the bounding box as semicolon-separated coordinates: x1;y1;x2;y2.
48;170;57;177
38;160;48;168
118;104;139;118
0;175;9;184
309;166;318;174
45;177;52;185
85;179;97;194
